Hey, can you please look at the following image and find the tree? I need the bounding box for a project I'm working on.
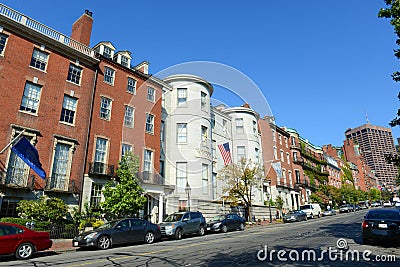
[102,151,147,218]
[17,197,68,222]
[368,188,381,202]
[217,158,264,222]
[379,1,400,183]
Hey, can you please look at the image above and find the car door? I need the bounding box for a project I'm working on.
[113,219,131,244]
[225,214,235,230]
[130,219,146,242]
[0,225,22,255]
[181,213,192,233]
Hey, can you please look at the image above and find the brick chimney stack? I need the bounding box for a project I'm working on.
[71,10,93,46]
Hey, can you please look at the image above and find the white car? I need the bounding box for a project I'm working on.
[300,204,322,219]
[383,201,392,207]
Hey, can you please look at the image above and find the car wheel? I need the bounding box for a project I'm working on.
[97,235,111,250]
[221,225,228,233]
[175,228,183,240]
[305,216,308,221]
[239,223,245,231]
[15,243,34,260]
[310,213,314,219]
[144,231,155,244]
[362,238,371,245]
[198,225,206,236]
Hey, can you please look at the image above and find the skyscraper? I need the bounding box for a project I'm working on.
[345,124,398,186]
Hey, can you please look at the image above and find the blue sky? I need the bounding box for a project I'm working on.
[3,0,399,147]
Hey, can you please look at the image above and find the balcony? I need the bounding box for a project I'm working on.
[45,178,80,194]
[0,4,96,58]
[136,171,165,185]
[0,171,35,190]
[88,162,115,177]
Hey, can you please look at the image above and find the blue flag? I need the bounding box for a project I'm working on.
[11,137,46,179]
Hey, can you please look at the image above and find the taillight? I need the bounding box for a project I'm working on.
[362,221,368,228]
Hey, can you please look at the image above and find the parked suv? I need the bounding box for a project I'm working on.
[299,204,322,219]
[158,211,206,240]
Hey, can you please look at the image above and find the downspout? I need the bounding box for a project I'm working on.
[78,67,98,211]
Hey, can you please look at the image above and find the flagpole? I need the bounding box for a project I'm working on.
[0,129,26,154]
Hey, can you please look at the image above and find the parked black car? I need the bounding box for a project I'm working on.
[72,218,161,249]
[283,210,308,223]
[362,209,400,245]
[207,214,245,232]
[158,211,207,240]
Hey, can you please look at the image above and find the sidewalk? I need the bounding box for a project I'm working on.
[48,239,76,253]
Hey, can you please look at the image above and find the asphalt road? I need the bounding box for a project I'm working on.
[1,209,399,266]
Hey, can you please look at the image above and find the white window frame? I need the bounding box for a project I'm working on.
[123,105,134,128]
[94,137,108,174]
[104,66,115,85]
[236,118,244,134]
[274,146,278,160]
[90,183,103,209]
[177,88,187,106]
[280,149,284,162]
[201,125,208,145]
[127,77,136,94]
[143,149,153,173]
[176,162,187,193]
[121,143,132,158]
[147,87,155,102]
[286,152,290,164]
[145,113,154,134]
[0,33,8,56]
[100,97,112,120]
[202,164,209,194]
[20,81,42,114]
[237,146,246,160]
[49,140,74,191]
[60,95,77,125]
[177,123,187,143]
[30,48,49,71]
[67,63,82,85]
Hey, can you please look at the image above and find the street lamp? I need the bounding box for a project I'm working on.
[185,181,191,211]
[265,179,273,223]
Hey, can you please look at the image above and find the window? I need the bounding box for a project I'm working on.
[291,136,296,146]
[286,152,290,164]
[274,147,278,160]
[127,78,136,94]
[20,82,41,114]
[201,126,208,145]
[272,129,276,142]
[104,67,115,84]
[288,171,293,186]
[278,134,282,145]
[201,92,207,110]
[293,152,298,162]
[144,150,153,173]
[282,169,287,184]
[177,88,187,105]
[284,137,288,148]
[121,143,132,158]
[147,87,155,102]
[100,97,112,120]
[237,146,246,160]
[90,183,102,209]
[30,48,49,71]
[121,56,129,67]
[103,46,112,58]
[212,140,216,158]
[236,118,244,134]
[67,64,82,85]
[49,143,72,190]
[253,121,257,134]
[146,113,154,133]
[280,150,284,162]
[176,162,187,193]
[255,148,260,163]
[160,160,165,177]
[6,148,29,186]
[94,138,108,173]
[60,95,77,124]
[0,33,8,55]
[177,123,187,143]
[160,121,165,142]
[202,164,208,194]
[295,170,300,183]
[124,106,134,127]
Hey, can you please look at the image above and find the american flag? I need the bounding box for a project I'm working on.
[218,142,232,165]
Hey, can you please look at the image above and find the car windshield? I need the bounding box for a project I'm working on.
[300,205,311,210]
[285,212,296,216]
[164,213,184,222]
[340,205,348,208]
[96,220,119,230]
[211,215,226,221]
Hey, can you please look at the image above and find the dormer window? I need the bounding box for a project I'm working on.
[103,46,112,59]
[121,56,129,67]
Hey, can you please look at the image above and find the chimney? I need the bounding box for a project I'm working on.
[71,10,93,46]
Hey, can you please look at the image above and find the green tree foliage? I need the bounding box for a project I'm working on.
[17,197,68,222]
[101,151,147,218]
[218,158,264,221]
[341,163,354,186]
[275,195,284,211]
[379,1,400,183]
[368,188,381,201]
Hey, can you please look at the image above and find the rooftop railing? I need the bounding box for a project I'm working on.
[0,4,96,58]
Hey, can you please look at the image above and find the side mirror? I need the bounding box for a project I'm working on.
[182,218,189,222]
[115,225,122,229]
